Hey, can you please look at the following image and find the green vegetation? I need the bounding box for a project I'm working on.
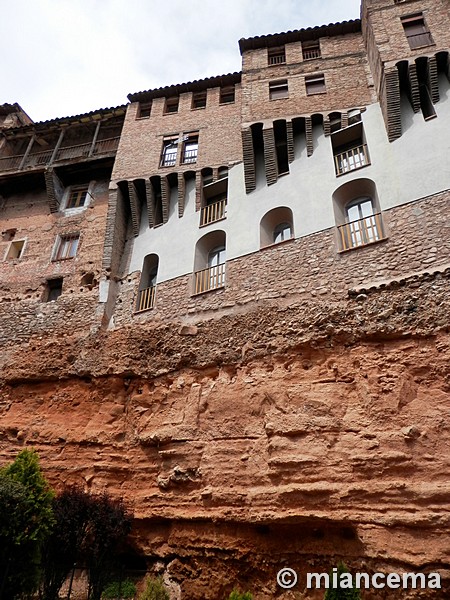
[102,578,137,599]
[138,576,170,600]
[228,590,253,600]
[324,563,362,600]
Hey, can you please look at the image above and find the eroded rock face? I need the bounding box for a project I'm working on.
[0,278,449,598]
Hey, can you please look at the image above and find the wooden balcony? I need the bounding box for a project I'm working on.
[334,144,370,176]
[194,264,225,294]
[337,213,385,251]
[0,136,120,174]
[200,199,226,226]
[135,285,156,312]
[302,47,321,60]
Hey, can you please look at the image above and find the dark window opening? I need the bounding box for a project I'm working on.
[305,74,326,95]
[401,13,433,49]
[268,46,286,65]
[416,57,437,120]
[302,40,321,60]
[192,91,207,109]
[164,97,179,114]
[137,101,152,118]
[45,278,63,302]
[273,120,289,175]
[269,80,289,100]
[2,228,16,242]
[220,85,235,104]
[150,177,163,227]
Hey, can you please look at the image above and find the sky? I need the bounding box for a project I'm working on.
[3,0,361,123]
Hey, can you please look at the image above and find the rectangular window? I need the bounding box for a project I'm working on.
[302,40,321,60]
[66,185,89,209]
[45,278,63,302]
[6,239,25,260]
[192,91,207,109]
[182,133,199,164]
[332,122,370,176]
[219,85,235,104]
[268,46,286,65]
[137,101,152,118]
[160,137,178,167]
[401,13,433,48]
[54,234,79,261]
[269,80,289,100]
[164,97,179,114]
[305,74,326,95]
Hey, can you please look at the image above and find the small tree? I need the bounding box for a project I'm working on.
[0,449,54,599]
[102,578,137,599]
[324,563,361,600]
[138,576,169,600]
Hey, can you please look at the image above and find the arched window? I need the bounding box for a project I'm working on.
[194,231,226,294]
[136,254,159,312]
[332,179,385,251]
[260,207,294,248]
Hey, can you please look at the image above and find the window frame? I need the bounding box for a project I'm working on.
[160,137,178,167]
[53,233,80,261]
[192,91,207,110]
[401,13,434,49]
[302,40,321,60]
[5,239,26,260]
[305,73,326,95]
[164,96,179,114]
[269,80,289,100]
[219,85,235,104]
[136,101,152,119]
[182,133,199,164]
[268,46,286,65]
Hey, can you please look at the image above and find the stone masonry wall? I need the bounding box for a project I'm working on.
[111,190,450,327]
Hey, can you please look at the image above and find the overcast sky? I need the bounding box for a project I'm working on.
[3,0,361,123]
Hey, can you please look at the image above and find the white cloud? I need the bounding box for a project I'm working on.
[1,0,360,122]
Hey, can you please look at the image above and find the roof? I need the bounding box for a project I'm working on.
[238,19,361,53]
[2,105,127,137]
[128,72,242,103]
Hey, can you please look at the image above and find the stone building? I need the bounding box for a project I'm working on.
[0,0,450,598]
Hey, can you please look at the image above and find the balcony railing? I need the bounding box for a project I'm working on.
[337,213,385,251]
[135,286,156,312]
[334,144,370,176]
[302,47,321,60]
[200,199,226,226]
[194,264,225,294]
[0,136,120,173]
[407,32,434,49]
[269,53,286,65]
[183,149,198,164]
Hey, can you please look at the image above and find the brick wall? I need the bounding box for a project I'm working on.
[111,190,450,327]
[112,86,243,183]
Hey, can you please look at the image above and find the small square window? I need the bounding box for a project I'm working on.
[192,91,207,109]
[269,80,289,100]
[401,13,433,49]
[182,134,199,164]
[6,239,25,260]
[66,186,89,209]
[164,97,179,114]
[137,101,152,118]
[305,74,326,95]
[219,85,235,104]
[302,40,321,60]
[54,234,79,261]
[45,278,63,302]
[160,137,178,167]
[268,46,286,65]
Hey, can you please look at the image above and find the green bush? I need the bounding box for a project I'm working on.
[228,590,253,600]
[324,563,361,600]
[138,576,170,600]
[102,578,137,598]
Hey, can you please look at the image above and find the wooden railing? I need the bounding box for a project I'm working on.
[302,47,321,60]
[0,137,120,173]
[334,144,370,175]
[135,286,156,312]
[194,264,225,294]
[269,53,286,65]
[337,213,384,251]
[200,199,226,226]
